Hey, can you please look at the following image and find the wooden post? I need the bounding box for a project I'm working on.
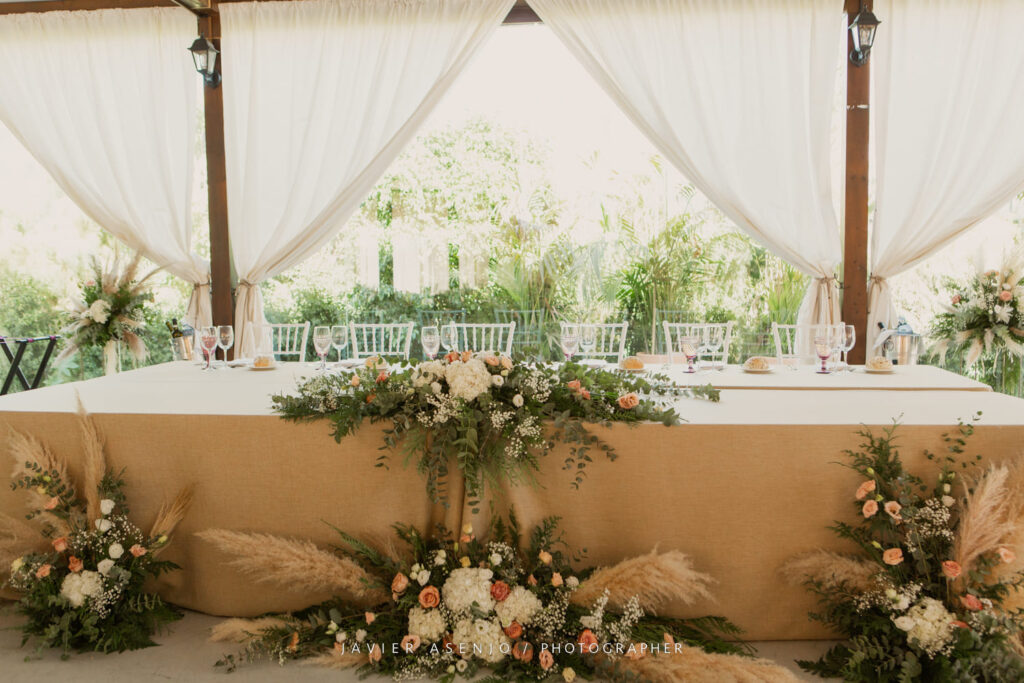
[198,11,233,331]
[843,0,871,364]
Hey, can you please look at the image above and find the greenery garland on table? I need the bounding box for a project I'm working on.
[783,419,1024,681]
[201,513,795,682]
[272,353,719,510]
[0,409,192,657]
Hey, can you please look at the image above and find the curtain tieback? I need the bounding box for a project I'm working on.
[869,275,887,287]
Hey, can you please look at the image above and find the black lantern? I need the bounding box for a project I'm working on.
[848,1,880,67]
[189,35,221,88]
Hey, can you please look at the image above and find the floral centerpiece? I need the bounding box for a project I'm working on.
[272,354,718,510]
[784,420,1024,680]
[1,410,192,656]
[58,252,157,375]
[930,251,1024,367]
[201,514,794,682]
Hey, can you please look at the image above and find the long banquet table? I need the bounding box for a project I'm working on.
[1,361,1022,640]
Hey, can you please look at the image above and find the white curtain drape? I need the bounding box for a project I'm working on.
[868,0,1024,338]
[530,0,844,325]
[221,0,514,357]
[0,8,211,328]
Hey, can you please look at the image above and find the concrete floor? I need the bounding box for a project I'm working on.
[0,605,834,682]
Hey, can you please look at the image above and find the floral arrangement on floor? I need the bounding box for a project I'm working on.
[783,419,1024,681]
[272,354,718,509]
[201,513,795,682]
[0,406,193,656]
[931,250,1024,367]
[58,252,158,375]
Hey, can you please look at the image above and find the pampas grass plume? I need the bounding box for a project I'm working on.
[614,645,798,683]
[75,398,106,523]
[780,550,876,593]
[209,617,292,644]
[149,486,194,542]
[571,549,713,611]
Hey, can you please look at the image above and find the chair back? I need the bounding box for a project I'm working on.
[662,321,735,365]
[451,323,516,356]
[349,322,415,359]
[270,322,310,362]
[561,322,628,362]
[495,309,546,355]
[771,323,835,365]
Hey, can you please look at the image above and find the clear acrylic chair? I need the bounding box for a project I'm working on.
[349,322,415,360]
[662,321,735,366]
[450,322,516,356]
[561,322,628,363]
[269,322,310,362]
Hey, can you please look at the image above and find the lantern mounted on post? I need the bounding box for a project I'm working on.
[189,35,221,88]
[848,1,880,67]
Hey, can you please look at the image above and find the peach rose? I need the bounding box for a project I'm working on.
[459,534,472,544]
[286,631,299,652]
[539,649,554,670]
[951,294,961,305]
[445,351,460,363]
[485,355,500,366]
[578,629,599,653]
[855,480,876,500]
[368,643,382,663]
[350,375,361,387]
[376,371,389,383]
[68,556,83,573]
[580,389,591,400]
[491,580,511,602]
[391,573,410,594]
[617,392,640,410]
[35,563,51,579]
[419,586,440,609]
[500,356,513,370]
[513,641,533,662]
[997,546,1016,564]
[961,594,984,611]
[130,544,146,558]
[551,572,564,587]
[862,500,878,518]
[941,560,962,579]
[884,501,903,523]
[365,612,376,625]
[460,351,473,363]
[538,550,553,565]
[400,635,421,653]
[366,393,376,403]
[52,537,68,553]
[44,496,60,511]
[882,548,904,565]
[527,574,538,586]
[1000,290,1013,302]
[566,380,582,392]
[504,621,523,639]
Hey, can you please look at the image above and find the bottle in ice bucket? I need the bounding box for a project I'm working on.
[889,318,920,366]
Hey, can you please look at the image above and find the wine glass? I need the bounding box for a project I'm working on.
[679,335,699,373]
[217,325,234,368]
[704,327,725,370]
[199,326,218,371]
[814,335,833,374]
[421,326,440,360]
[560,324,580,362]
[331,326,348,364]
[840,324,856,371]
[579,325,597,358]
[313,326,331,371]
[441,323,459,354]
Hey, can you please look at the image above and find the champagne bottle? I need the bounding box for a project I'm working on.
[170,319,183,338]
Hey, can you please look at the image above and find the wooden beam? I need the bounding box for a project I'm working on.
[0,0,175,14]
[199,11,233,332]
[842,0,870,364]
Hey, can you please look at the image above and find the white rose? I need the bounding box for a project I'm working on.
[100,499,115,516]
[512,394,524,408]
[895,597,910,611]
[566,576,579,588]
[490,553,502,566]
[893,615,915,631]
[108,543,124,559]
[417,570,431,586]
[335,631,347,643]
[430,381,442,394]
[456,660,468,673]
[355,629,367,643]
[492,375,504,387]
[11,557,24,573]
[95,519,112,533]
[412,563,422,574]
[943,484,951,493]
[434,551,447,566]
[941,495,955,507]
[97,559,115,576]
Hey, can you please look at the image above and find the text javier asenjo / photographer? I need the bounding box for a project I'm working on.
[335,640,686,657]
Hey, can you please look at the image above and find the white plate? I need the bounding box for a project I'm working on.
[742,367,774,374]
[581,358,607,368]
[864,367,895,374]
[249,365,277,371]
[618,366,646,373]
[337,359,362,369]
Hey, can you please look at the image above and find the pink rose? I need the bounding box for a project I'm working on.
[1000,290,1013,302]
[513,641,534,662]
[951,294,961,305]
[68,556,83,573]
[35,564,52,579]
[490,580,511,602]
[882,548,904,565]
[130,544,146,558]
[961,594,983,611]
[617,393,640,410]
[566,380,582,393]
[862,500,878,518]
[855,480,876,500]
[941,560,961,579]
[391,573,409,595]
[539,649,554,670]
[52,537,68,553]
[419,586,440,609]
[504,621,523,639]
[376,371,389,383]
[444,351,460,363]
[580,389,591,400]
[884,501,902,523]
[578,629,599,652]
[997,546,1015,564]
[400,635,421,653]
[44,496,60,511]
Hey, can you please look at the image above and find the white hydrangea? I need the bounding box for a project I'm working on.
[97,559,115,576]
[60,570,103,608]
[902,597,955,657]
[445,359,493,402]
[442,568,495,614]
[408,606,447,642]
[87,299,111,325]
[452,617,510,664]
[495,586,543,627]
[413,361,446,387]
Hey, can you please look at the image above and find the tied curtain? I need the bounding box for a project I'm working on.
[868,0,1024,338]
[0,8,211,328]
[529,0,844,326]
[221,0,515,358]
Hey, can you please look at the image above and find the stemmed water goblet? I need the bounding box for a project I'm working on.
[331,326,349,365]
[579,325,597,359]
[704,327,725,371]
[680,335,699,373]
[313,326,331,372]
[814,335,833,374]
[441,323,459,355]
[199,326,218,371]
[217,325,234,368]
[839,323,856,371]
[421,325,440,360]
[560,324,580,363]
